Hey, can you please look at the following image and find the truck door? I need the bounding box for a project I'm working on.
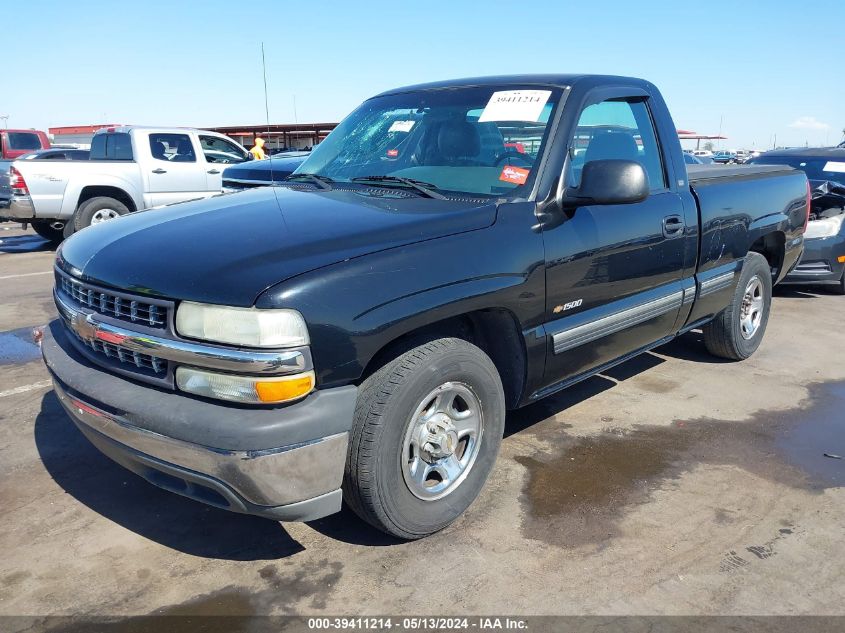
[541,94,688,390]
[198,134,250,191]
[146,132,208,206]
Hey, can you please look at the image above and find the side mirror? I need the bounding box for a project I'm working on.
[560,159,649,208]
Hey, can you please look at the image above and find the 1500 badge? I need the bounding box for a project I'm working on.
[553,299,583,314]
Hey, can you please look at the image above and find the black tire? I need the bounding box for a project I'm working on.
[30,219,65,244]
[73,196,129,231]
[344,337,505,539]
[703,252,772,360]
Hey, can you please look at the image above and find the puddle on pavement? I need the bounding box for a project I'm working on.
[0,327,42,365]
[45,559,343,630]
[159,587,257,616]
[514,380,845,547]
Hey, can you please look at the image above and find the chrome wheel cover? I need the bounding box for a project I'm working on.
[90,209,120,224]
[401,381,484,501]
[739,275,764,339]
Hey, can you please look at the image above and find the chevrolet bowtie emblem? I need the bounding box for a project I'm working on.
[71,312,98,342]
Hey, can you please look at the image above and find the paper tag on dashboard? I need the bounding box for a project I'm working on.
[479,90,551,122]
[823,161,845,173]
[388,120,415,133]
[499,166,530,184]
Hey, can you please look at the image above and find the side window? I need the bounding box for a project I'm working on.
[569,98,666,191]
[199,135,248,164]
[149,133,196,163]
[90,133,133,160]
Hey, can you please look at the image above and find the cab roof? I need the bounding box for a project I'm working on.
[373,74,652,97]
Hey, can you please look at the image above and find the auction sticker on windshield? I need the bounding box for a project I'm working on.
[499,166,530,185]
[388,120,415,133]
[823,161,845,173]
[479,90,551,122]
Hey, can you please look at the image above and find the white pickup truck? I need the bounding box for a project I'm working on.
[7,126,250,242]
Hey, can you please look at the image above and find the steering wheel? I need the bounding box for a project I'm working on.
[494,150,533,167]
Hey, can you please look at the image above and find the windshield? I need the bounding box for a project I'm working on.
[748,155,845,182]
[293,85,562,197]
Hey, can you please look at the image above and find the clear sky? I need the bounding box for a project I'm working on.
[6,0,844,150]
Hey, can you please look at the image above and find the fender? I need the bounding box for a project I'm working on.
[256,201,547,389]
[60,172,144,218]
[745,213,788,253]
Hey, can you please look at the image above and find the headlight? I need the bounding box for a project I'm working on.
[804,215,843,240]
[176,302,309,348]
[176,367,315,404]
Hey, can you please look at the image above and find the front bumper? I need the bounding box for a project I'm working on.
[42,320,358,521]
[782,232,845,285]
[8,194,34,219]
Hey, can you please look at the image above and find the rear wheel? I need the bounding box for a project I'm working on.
[703,252,772,360]
[344,337,505,539]
[73,196,129,231]
[30,219,65,244]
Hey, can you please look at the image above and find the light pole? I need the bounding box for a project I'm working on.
[0,114,8,129]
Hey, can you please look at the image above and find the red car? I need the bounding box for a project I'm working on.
[1,129,50,159]
[1,129,51,209]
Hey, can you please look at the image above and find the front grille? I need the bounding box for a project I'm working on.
[57,273,167,328]
[76,333,167,375]
[795,261,831,274]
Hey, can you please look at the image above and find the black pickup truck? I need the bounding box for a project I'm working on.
[42,74,809,539]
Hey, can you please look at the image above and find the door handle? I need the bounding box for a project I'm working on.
[207,169,221,175]
[662,214,685,238]
[152,168,167,174]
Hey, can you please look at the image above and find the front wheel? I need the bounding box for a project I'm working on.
[703,252,772,360]
[344,337,505,539]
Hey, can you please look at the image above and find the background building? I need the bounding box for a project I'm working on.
[48,122,338,151]
[49,124,123,147]
[206,123,337,151]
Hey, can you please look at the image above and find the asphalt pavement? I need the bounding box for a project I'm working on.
[1,221,844,619]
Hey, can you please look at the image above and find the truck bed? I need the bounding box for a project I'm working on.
[686,164,795,183]
[687,162,808,288]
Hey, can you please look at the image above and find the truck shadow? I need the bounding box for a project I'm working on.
[652,331,733,364]
[33,391,305,561]
[0,233,55,253]
[773,285,829,299]
[31,329,759,553]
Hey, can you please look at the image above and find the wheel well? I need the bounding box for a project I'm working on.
[360,309,527,409]
[749,232,785,280]
[77,186,136,213]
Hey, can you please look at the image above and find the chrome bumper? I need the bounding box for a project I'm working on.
[42,319,358,522]
[54,378,348,516]
[8,195,34,219]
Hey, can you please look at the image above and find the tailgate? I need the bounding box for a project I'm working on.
[13,160,71,217]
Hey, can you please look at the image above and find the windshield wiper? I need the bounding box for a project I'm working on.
[350,175,447,200]
[285,173,334,190]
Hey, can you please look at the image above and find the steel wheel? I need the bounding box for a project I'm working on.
[739,275,764,339]
[90,209,120,224]
[401,381,483,501]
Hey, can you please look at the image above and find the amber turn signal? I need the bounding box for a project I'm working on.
[255,373,316,403]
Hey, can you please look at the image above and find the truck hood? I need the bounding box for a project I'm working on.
[222,155,308,183]
[58,186,497,306]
